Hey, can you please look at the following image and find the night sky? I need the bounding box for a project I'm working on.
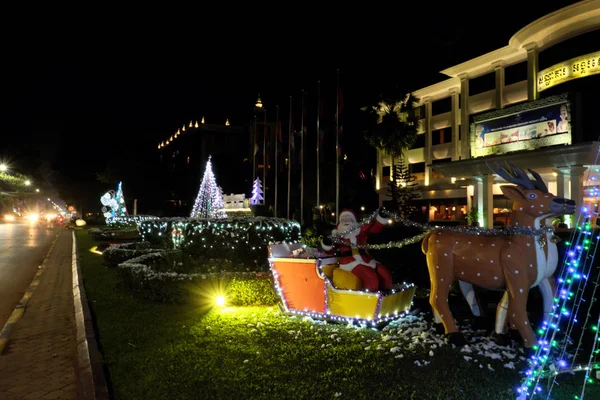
[1,0,579,208]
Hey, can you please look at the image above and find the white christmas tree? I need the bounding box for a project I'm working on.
[250,178,264,205]
[190,156,227,219]
[114,181,128,216]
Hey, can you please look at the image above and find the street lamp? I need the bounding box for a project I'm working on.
[0,164,7,172]
[35,188,40,192]
[24,180,31,186]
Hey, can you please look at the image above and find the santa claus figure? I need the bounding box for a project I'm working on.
[321,208,392,291]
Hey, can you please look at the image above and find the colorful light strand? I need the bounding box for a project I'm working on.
[516,150,600,399]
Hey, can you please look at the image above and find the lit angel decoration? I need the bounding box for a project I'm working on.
[100,190,118,220]
[100,181,128,222]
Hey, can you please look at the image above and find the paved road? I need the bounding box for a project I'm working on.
[0,222,59,329]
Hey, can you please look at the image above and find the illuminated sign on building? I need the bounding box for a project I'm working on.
[470,94,572,158]
[537,51,600,92]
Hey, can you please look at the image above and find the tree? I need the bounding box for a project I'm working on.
[95,164,121,185]
[388,158,420,219]
[363,92,419,214]
[190,156,227,219]
[250,178,264,205]
[114,181,128,216]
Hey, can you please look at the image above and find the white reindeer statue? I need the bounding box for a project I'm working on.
[421,162,575,347]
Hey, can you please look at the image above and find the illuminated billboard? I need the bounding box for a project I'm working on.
[538,51,599,93]
[470,93,572,158]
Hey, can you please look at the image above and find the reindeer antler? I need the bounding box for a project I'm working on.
[486,161,535,190]
[527,168,549,193]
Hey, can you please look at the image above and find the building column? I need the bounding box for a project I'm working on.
[467,184,473,214]
[424,98,432,186]
[524,43,538,101]
[493,60,505,109]
[474,174,494,228]
[459,74,470,160]
[570,166,588,217]
[553,167,571,199]
[450,88,460,161]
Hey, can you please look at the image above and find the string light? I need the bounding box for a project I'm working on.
[138,216,301,261]
[190,156,227,219]
[516,146,600,399]
[250,178,264,205]
[269,257,416,325]
[107,215,158,226]
[329,208,555,250]
[101,181,130,224]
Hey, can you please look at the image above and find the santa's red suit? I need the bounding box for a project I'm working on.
[321,209,392,291]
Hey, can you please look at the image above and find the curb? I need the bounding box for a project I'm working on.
[0,233,59,354]
[72,230,110,400]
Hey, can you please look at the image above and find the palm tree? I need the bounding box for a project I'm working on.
[363,92,419,213]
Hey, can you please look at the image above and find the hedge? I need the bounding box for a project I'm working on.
[137,216,301,270]
[117,252,279,305]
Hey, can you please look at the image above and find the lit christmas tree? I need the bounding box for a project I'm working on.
[190,156,227,219]
[250,178,264,205]
[114,181,128,216]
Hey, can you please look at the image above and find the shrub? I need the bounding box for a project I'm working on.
[102,241,163,267]
[117,252,279,305]
[301,227,322,248]
[89,226,140,241]
[138,216,301,270]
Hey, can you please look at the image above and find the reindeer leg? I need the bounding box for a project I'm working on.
[538,277,556,328]
[503,269,537,348]
[495,291,509,334]
[459,280,488,331]
[458,281,482,317]
[429,271,466,345]
[491,291,512,346]
[432,308,445,334]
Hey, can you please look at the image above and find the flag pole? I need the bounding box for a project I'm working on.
[316,81,320,209]
[263,108,267,205]
[287,96,292,219]
[335,69,340,219]
[274,105,279,217]
[300,89,305,226]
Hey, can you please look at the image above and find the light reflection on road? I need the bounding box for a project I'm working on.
[0,222,60,328]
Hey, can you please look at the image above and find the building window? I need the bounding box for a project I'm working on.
[432,128,452,145]
[410,134,426,149]
[382,166,390,177]
[432,97,451,115]
[469,72,495,96]
[187,156,190,164]
[504,61,527,86]
[409,162,425,173]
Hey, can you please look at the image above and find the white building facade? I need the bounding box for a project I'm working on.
[376,0,600,228]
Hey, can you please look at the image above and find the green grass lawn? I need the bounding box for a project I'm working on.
[76,230,599,400]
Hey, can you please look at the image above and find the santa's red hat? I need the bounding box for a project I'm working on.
[337,209,357,228]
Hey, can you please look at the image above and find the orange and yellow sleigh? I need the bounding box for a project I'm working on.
[268,243,416,326]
